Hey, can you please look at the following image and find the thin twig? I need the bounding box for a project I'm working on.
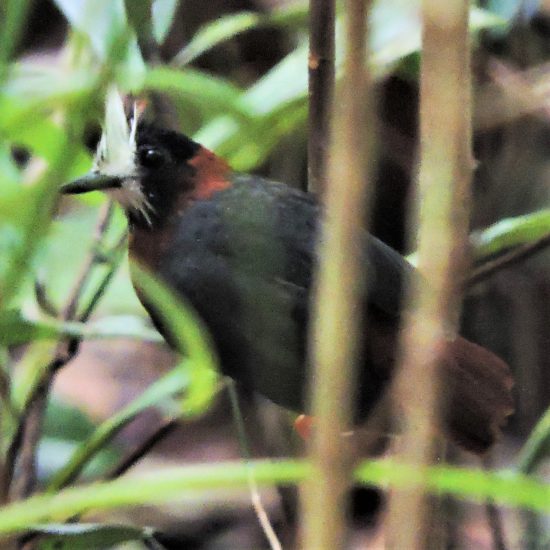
[302,0,374,547]
[308,0,335,193]
[5,355,69,501]
[227,380,282,550]
[79,232,128,323]
[34,279,60,318]
[0,349,17,426]
[62,201,114,321]
[466,232,550,287]
[483,456,509,550]
[6,202,119,501]
[106,418,179,480]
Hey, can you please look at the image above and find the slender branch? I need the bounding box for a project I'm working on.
[483,456,509,550]
[386,1,473,548]
[105,418,179,481]
[485,500,508,550]
[302,0,374,547]
[79,232,128,323]
[62,201,114,321]
[466,232,550,287]
[6,202,119,501]
[34,279,60,318]
[227,380,282,550]
[7,356,67,501]
[308,0,335,193]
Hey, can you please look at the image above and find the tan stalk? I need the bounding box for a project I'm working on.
[386,1,473,548]
[302,0,375,547]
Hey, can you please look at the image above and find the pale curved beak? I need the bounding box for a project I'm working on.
[60,173,122,194]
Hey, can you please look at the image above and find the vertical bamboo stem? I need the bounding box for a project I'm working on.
[302,0,374,548]
[308,0,335,193]
[386,1,472,549]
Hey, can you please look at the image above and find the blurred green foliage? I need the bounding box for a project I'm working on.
[0,0,548,547]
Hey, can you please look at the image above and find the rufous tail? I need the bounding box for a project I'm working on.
[442,336,514,453]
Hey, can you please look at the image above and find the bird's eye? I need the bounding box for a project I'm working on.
[138,146,166,169]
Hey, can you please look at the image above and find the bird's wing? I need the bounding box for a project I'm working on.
[162,175,414,321]
[225,176,414,321]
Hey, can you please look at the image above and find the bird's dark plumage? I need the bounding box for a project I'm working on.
[63,122,514,454]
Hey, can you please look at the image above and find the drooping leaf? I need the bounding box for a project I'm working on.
[130,265,219,416]
[471,209,550,259]
[172,4,308,66]
[173,11,264,66]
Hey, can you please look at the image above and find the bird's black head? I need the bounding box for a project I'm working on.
[60,91,225,230]
[124,123,202,228]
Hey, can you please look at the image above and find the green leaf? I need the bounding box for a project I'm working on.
[144,66,250,123]
[3,64,98,107]
[0,122,88,310]
[54,0,126,59]
[123,0,153,46]
[46,366,190,492]
[471,209,550,259]
[242,40,309,116]
[0,310,58,345]
[53,0,146,88]
[172,4,308,66]
[173,11,263,66]
[194,1,507,172]
[0,0,32,71]
[130,264,219,416]
[470,6,507,30]
[39,209,141,316]
[0,459,548,536]
[44,400,100,442]
[517,406,550,474]
[0,310,163,346]
[152,0,179,44]
[355,460,550,511]
[0,144,21,191]
[198,99,307,171]
[38,438,119,482]
[0,96,92,176]
[31,522,153,549]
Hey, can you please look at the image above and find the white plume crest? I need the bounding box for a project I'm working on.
[94,87,153,225]
[94,86,139,178]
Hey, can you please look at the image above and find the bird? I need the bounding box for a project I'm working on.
[61,89,513,454]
